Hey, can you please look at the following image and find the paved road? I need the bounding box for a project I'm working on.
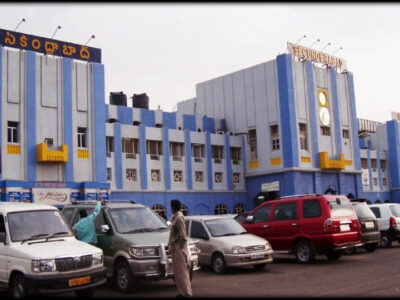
[6,244,400,298]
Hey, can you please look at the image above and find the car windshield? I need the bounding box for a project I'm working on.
[204,218,247,237]
[109,207,168,233]
[353,202,376,218]
[8,210,73,242]
[327,197,354,217]
[389,205,400,217]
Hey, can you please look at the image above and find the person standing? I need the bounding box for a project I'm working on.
[168,199,192,298]
[73,199,102,245]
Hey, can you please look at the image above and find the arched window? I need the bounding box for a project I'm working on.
[214,204,228,215]
[234,203,245,214]
[181,205,188,216]
[152,204,167,220]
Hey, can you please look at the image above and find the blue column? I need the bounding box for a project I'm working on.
[163,127,171,190]
[63,58,73,182]
[225,135,232,190]
[277,54,299,168]
[0,47,2,179]
[183,114,196,132]
[306,61,319,167]
[93,63,107,183]
[330,67,342,156]
[206,132,213,190]
[26,51,36,182]
[242,135,247,174]
[114,123,123,190]
[140,125,148,190]
[184,130,193,190]
[367,143,373,191]
[377,150,383,191]
[387,120,400,190]
[347,72,361,171]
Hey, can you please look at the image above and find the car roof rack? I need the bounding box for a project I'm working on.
[278,193,321,199]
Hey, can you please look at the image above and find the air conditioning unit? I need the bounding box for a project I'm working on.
[215,173,222,183]
[151,171,160,182]
[174,171,182,182]
[106,152,111,158]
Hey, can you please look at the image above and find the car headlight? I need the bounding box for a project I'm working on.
[189,244,201,254]
[129,247,158,258]
[232,246,246,254]
[265,241,272,250]
[92,253,103,265]
[32,260,56,272]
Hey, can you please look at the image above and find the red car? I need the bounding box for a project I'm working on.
[241,194,362,264]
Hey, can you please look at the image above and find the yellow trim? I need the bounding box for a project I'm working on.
[301,156,311,163]
[7,144,20,155]
[319,152,352,170]
[317,89,329,107]
[37,143,68,163]
[270,157,282,166]
[77,149,89,159]
[248,161,259,169]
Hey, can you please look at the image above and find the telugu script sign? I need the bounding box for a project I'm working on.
[287,42,346,70]
[0,29,101,63]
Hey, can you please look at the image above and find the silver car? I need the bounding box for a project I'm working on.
[185,215,274,274]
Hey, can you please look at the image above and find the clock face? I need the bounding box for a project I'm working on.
[318,91,327,106]
[319,107,330,126]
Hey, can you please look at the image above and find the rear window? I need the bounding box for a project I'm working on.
[389,205,400,217]
[327,197,354,217]
[353,202,376,218]
[370,207,381,218]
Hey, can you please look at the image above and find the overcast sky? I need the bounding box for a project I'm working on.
[1,3,399,123]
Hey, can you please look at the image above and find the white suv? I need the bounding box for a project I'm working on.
[0,202,107,298]
[369,203,400,248]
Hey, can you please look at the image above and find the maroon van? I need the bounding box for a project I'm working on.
[241,194,362,264]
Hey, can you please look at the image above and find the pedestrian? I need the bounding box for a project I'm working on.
[168,199,192,298]
[73,199,102,245]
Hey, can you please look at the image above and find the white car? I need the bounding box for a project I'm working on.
[369,203,400,248]
[0,202,107,298]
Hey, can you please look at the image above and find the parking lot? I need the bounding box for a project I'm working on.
[48,244,400,298]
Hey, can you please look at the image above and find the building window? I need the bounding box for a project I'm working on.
[230,147,242,164]
[383,178,387,186]
[7,121,19,143]
[361,158,368,169]
[212,145,224,163]
[147,140,162,160]
[192,144,205,162]
[214,204,228,215]
[248,129,257,161]
[181,205,188,216]
[107,168,112,181]
[126,169,137,182]
[152,204,166,220]
[232,173,240,184]
[44,138,54,147]
[106,137,114,157]
[381,160,386,172]
[373,177,378,186]
[170,142,185,161]
[122,138,139,159]
[299,123,307,150]
[342,129,350,139]
[371,159,377,172]
[151,169,161,182]
[173,170,183,182]
[234,203,245,214]
[320,126,330,136]
[215,172,223,183]
[195,171,204,182]
[77,127,87,148]
[270,125,280,150]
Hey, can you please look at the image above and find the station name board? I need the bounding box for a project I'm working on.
[287,42,346,70]
[0,28,101,63]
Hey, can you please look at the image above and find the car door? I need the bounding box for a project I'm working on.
[268,201,299,251]
[243,204,272,241]
[189,220,211,265]
[0,215,7,282]
[94,210,115,270]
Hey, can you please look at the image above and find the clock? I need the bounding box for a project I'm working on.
[319,107,330,126]
[318,90,328,107]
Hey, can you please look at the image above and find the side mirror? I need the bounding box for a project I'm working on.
[245,215,254,223]
[101,224,110,233]
[0,232,6,244]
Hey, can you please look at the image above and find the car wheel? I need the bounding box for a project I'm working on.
[212,253,227,274]
[75,288,95,298]
[294,240,315,264]
[380,233,392,248]
[253,263,267,270]
[115,260,139,293]
[364,243,378,252]
[326,251,342,260]
[9,274,27,299]
[344,247,356,255]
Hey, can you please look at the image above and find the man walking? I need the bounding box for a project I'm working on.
[168,199,192,298]
[73,199,102,245]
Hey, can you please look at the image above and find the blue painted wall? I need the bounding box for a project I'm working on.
[141,109,155,127]
[184,130,193,190]
[183,114,196,132]
[203,117,215,133]
[114,123,123,190]
[387,120,400,190]
[206,132,213,190]
[306,60,319,168]
[63,58,73,182]
[225,135,232,190]
[163,127,171,190]
[330,67,343,155]
[140,125,147,190]
[26,51,37,182]
[117,105,133,125]
[162,112,177,129]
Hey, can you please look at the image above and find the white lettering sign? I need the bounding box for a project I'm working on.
[33,188,71,206]
[261,181,280,192]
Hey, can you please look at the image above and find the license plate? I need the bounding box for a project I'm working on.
[69,276,91,287]
[365,221,374,229]
[251,253,265,259]
[340,224,350,232]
